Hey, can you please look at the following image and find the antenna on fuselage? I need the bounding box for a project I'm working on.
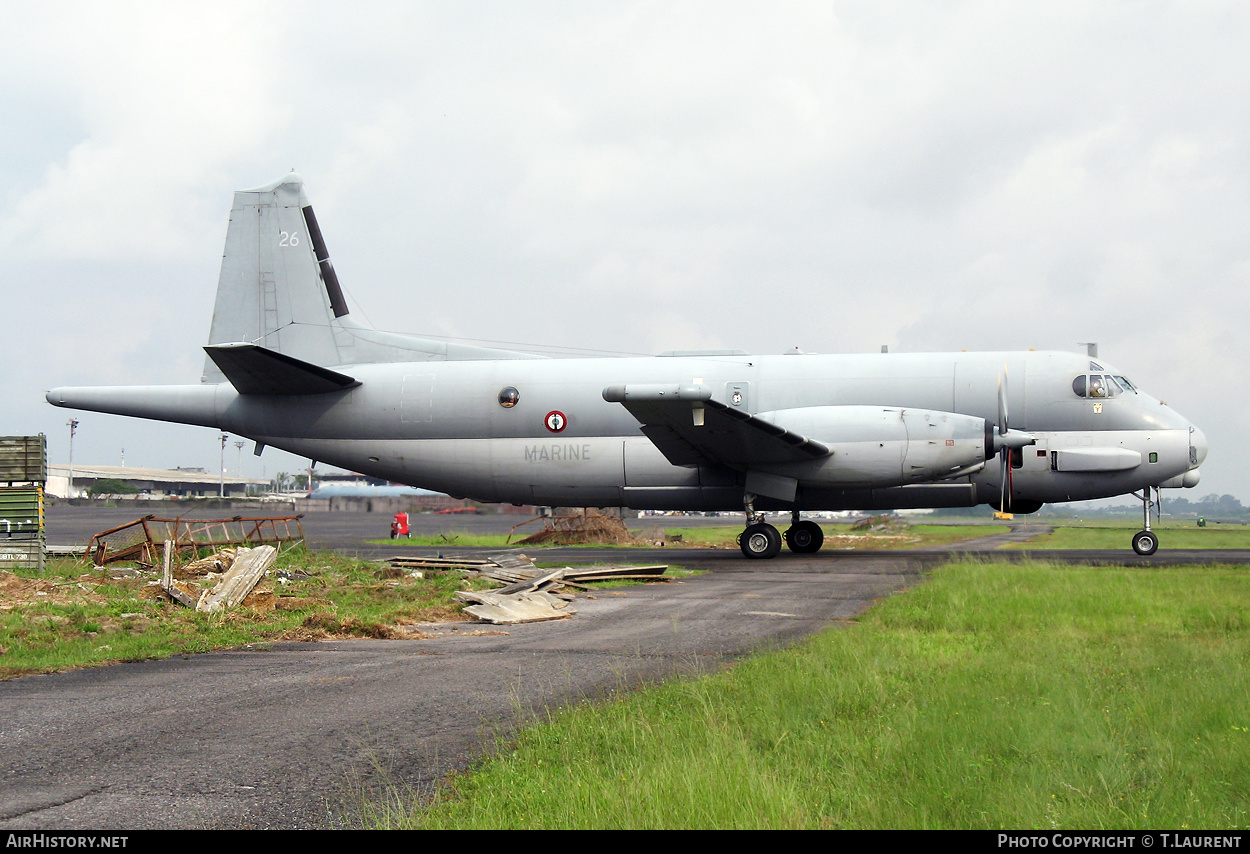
[1078,342,1098,357]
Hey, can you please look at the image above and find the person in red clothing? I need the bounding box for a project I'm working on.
[390,511,410,539]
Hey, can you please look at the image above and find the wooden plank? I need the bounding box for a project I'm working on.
[458,591,576,624]
[198,545,276,612]
[562,565,669,582]
[160,540,201,608]
[488,569,564,596]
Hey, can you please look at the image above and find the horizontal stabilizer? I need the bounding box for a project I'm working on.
[204,343,360,395]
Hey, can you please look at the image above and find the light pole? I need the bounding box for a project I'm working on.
[66,419,78,499]
[234,441,245,494]
[219,433,228,498]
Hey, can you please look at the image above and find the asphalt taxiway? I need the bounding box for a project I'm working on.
[2,508,1245,829]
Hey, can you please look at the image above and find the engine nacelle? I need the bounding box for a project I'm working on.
[758,406,988,487]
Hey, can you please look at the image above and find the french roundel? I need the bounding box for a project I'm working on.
[544,410,567,433]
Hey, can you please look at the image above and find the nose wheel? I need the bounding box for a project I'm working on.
[1131,486,1160,555]
[1132,529,1159,556]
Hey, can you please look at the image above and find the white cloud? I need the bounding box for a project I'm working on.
[3,1,1247,501]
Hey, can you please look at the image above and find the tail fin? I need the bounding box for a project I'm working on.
[201,173,541,383]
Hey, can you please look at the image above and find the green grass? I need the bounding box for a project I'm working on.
[366,523,1009,550]
[905,523,1011,546]
[367,533,521,548]
[0,549,491,679]
[374,560,1250,829]
[663,523,1010,548]
[0,551,690,679]
[1008,522,1250,549]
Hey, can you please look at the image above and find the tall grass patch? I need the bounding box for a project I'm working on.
[390,561,1250,829]
[1007,524,1250,549]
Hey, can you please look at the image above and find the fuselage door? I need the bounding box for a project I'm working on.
[401,373,434,424]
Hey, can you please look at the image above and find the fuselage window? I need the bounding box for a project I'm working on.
[498,387,520,408]
[1072,376,1087,397]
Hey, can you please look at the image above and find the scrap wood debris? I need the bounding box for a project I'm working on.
[849,514,910,533]
[160,542,277,612]
[388,551,670,625]
[507,511,643,546]
[180,547,237,577]
[455,568,576,625]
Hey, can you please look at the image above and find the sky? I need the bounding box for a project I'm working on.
[2,1,1247,501]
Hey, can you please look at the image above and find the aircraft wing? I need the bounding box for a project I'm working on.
[204,343,360,395]
[602,384,829,468]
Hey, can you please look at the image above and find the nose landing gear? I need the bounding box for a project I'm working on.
[1131,486,1160,556]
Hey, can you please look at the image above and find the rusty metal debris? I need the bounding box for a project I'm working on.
[86,515,304,566]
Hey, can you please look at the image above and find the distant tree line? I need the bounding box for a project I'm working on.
[1038,493,1250,521]
[87,478,139,498]
[931,494,1250,521]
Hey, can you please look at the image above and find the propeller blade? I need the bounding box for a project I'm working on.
[998,366,1009,434]
[995,364,1033,512]
[1000,447,1009,512]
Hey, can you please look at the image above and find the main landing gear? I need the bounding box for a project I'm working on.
[1131,486,1160,556]
[738,497,824,559]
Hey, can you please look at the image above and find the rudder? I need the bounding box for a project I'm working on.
[202,173,346,382]
[201,173,546,383]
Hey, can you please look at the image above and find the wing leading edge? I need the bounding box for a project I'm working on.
[602,384,830,469]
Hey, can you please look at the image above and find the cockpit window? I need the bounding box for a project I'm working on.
[1073,374,1129,399]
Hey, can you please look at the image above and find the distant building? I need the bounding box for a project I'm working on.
[46,464,266,499]
[307,483,428,499]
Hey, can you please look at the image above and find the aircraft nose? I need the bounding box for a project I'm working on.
[1189,425,1208,467]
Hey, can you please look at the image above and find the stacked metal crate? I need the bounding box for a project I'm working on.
[0,435,46,571]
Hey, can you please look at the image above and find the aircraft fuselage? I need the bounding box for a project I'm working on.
[49,348,1203,512]
[44,173,1207,557]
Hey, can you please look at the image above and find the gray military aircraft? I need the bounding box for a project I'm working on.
[47,173,1207,558]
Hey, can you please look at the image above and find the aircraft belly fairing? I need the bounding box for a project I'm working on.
[46,173,1208,558]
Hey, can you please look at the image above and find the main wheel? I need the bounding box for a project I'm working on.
[1131,530,1159,556]
[740,523,782,559]
[784,520,824,554]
